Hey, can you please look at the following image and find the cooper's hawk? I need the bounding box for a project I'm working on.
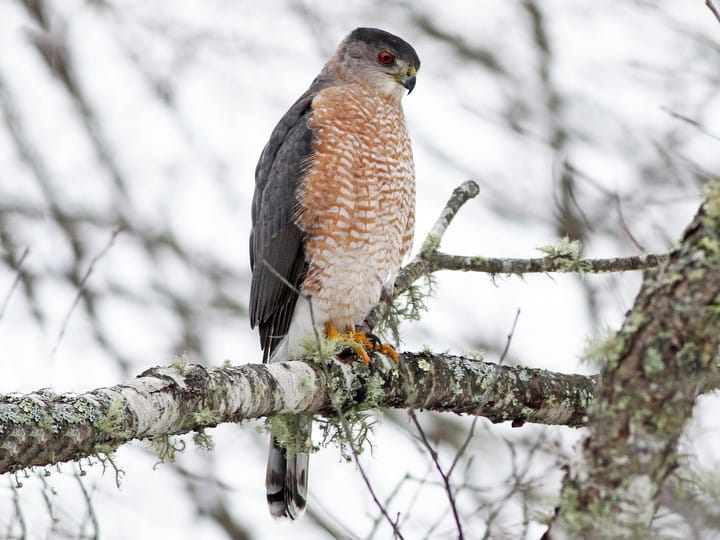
[250,27,420,519]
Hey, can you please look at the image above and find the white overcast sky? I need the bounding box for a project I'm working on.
[0,1,719,538]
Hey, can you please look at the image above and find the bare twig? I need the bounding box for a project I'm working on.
[663,107,720,142]
[397,465,434,534]
[380,182,667,313]
[708,0,720,24]
[0,246,30,325]
[9,476,26,538]
[305,295,406,539]
[51,227,121,358]
[40,475,59,533]
[75,472,99,540]
[336,412,405,539]
[366,181,480,328]
[367,472,415,539]
[409,410,464,539]
[394,251,666,297]
[447,418,478,479]
[419,180,480,254]
[615,194,646,252]
[498,309,521,366]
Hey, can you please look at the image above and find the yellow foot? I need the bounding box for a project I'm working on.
[324,323,400,365]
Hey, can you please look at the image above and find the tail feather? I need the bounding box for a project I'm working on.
[266,437,309,519]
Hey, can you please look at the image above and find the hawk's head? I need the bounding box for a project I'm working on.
[333,27,420,102]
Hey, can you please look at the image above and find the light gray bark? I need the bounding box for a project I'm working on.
[0,352,594,474]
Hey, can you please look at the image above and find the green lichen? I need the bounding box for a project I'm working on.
[149,435,185,465]
[271,305,398,465]
[192,429,215,451]
[699,236,720,256]
[462,350,485,362]
[316,412,377,462]
[582,327,623,367]
[94,399,130,439]
[642,347,665,376]
[192,408,220,426]
[266,414,314,455]
[537,236,586,272]
[93,448,125,488]
[702,178,720,221]
[417,358,432,372]
[375,274,436,344]
[420,233,441,255]
[169,354,190,375]
[298,331,346,362]
[363,373,386,407]
[93,443,118,455]
[450,378,464,396]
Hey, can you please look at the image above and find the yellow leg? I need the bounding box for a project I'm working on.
[324,323,399,365]
[324,322,340,340]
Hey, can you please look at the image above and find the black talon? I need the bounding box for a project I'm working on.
[364,332,382,350]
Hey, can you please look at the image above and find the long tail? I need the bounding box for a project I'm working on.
[266,436,309,519]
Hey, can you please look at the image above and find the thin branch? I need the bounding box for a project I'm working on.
[409,411,464,539]
[75,472,99,540]
[394,251,666,296]
[306,296,405,539]
[51,227,121,359]
[615,194,646,252]
[419,180,480,255]
[708,0,720,24]
[0,246,30,325]
[383,182,667,306]
[498,309,521,366]
[9,476,26,538]
[447,418,477,479]
[368,181,666,330]
[367,472,414,540]
[337,411,404,539]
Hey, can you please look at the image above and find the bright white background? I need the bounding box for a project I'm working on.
[0,1,718,538]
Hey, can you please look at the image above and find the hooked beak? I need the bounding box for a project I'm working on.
[400,74,416,94]
[399,65,418,94]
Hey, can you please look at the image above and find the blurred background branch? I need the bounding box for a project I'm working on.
[1,0,718,538]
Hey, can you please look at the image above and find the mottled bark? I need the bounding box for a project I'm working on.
[546,184,720,538]
[395,252,666,294]
[0,352,594,474]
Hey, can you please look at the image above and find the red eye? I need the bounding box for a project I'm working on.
[378,51,395,65]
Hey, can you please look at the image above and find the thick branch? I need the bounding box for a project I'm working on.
[546,183,720,538]
[0,353,594,474]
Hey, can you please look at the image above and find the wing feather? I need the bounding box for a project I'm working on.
[250,76,331,361]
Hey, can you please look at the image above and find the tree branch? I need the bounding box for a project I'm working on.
[395,251,667,295]
[0,353,595,474]
[708,0,720,24]
[386,181,667,304]
[545,181,720,537]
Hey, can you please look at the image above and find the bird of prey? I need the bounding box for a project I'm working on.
[250,27,420,519]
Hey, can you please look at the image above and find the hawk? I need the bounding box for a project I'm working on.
[250,27,420,519]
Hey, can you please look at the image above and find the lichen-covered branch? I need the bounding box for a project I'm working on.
[545,182,720,538]
[387,182,667,303]
[0,353,594,474]
[394,251,667,295]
